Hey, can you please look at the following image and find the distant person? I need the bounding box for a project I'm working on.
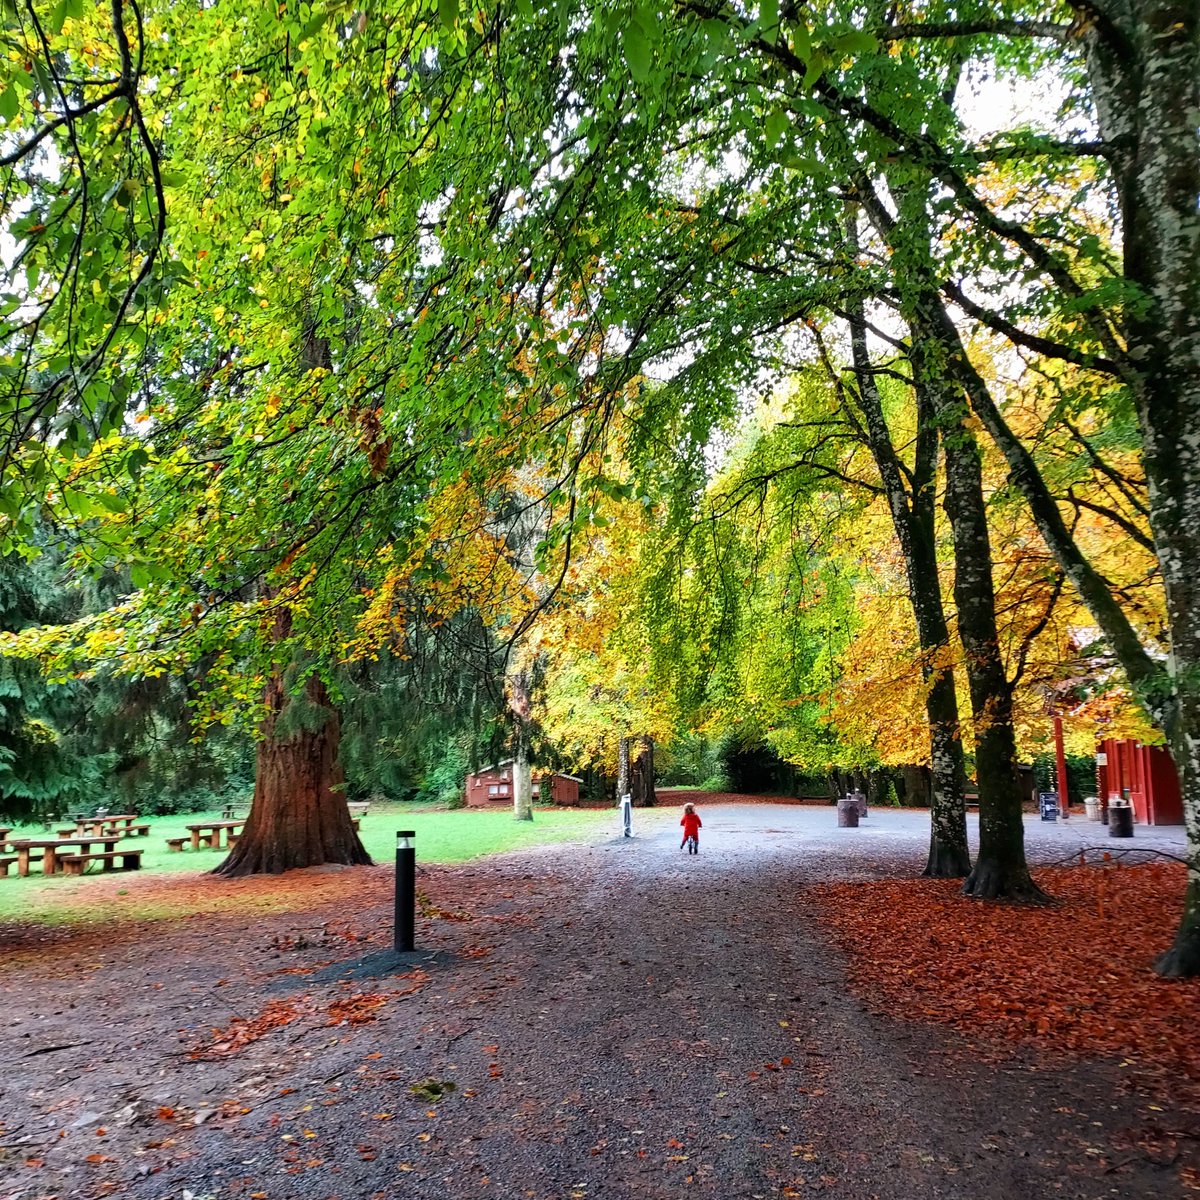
[680,802,702,854]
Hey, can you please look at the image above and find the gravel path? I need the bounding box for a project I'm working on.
[0,802,1191,1199]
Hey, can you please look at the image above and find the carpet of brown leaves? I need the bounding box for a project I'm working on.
[812,861,1200,1100]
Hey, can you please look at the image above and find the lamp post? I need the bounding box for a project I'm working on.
[395,830,416,953]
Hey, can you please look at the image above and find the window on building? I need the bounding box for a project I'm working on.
[488,784,499,796]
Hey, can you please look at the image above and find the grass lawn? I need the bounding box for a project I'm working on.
[0,801,636,922]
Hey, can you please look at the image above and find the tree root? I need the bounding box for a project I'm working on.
[1154,889,1200,978]
[1154,939,1200,978]
[922,839,971,879]
[962,859,1052,904]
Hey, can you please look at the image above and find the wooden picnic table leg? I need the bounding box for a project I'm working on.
[44,845,60,875]
[190,829,201,851]
[17,846,30,877]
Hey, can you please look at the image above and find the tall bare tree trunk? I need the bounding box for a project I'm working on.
[856,176,1039,899]
[908,313,1043,902]
[845,288,970,877]
[616,734,631,800]
[509,670,534,822]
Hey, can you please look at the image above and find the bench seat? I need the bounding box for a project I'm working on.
[58,850,143,876]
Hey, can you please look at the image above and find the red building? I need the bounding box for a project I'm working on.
[1096,738,1183,826]
[463,761,582,808]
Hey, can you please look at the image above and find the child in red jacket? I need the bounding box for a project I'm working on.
[680,802,702,854]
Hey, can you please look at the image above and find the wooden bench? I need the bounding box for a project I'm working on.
[347,802,371,818]
[127,823,151,837]
[56,827,77,838]
[165,837,186,852]
[221,807,249,820]
[0,852,43,875]
[58,850,143,876]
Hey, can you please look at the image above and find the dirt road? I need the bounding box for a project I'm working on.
[1,803,1191,1198]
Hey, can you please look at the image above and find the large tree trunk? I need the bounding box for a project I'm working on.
[512,748,533,821]
[1157,709,1200,974]
[846,289,970,877]
[855,178,1040,899]
[913,10,1200,963]
[909,316,1044,901]
[215,669,371,877]
[1088,5,1200,976]
[630,736,656,807]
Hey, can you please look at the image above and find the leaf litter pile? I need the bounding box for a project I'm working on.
[812,861,1200,1100]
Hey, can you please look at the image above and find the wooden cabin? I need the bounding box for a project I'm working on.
[463,760,582,808]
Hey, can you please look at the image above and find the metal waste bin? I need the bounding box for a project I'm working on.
[1084,797,1101,822]
[837,797,860,828]
[1108,800,1134,838]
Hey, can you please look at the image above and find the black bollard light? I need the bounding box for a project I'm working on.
[395,830,416,953]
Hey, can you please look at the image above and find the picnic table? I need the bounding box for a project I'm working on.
[76,815,151,839]
[75,813,139,835]
[0,827,11,843]
[5,835,122,876]
[185,820,244,851]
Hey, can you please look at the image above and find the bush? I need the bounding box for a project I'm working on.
[440,785,467,811]
[1029,753,1098,804]
[658,734,727,787]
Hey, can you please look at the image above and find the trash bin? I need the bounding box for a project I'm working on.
[837,798,860,828]
[1108,800,1134,838]
[1083,797,1101,822]
[852,789,868,818]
